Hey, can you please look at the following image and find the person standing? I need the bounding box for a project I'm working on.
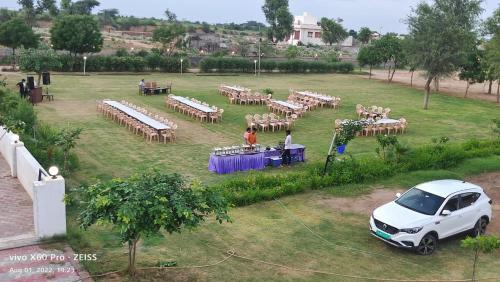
[283,130,292,165]
[243,127,251,144]
[139,79,145,95]
[248,127,257,147]
[16,79,27,99]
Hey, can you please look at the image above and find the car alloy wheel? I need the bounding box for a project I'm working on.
[417,234,437,255]
[473,218,488,237]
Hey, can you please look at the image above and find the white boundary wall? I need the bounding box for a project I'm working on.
[0,126,66,238]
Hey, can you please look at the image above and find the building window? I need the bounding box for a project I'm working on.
[315,32,321,38]
[294,30,300,40]
[308,32,313,38]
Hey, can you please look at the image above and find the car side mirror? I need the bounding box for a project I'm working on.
[395,193,401,198]
[441,210,451,216]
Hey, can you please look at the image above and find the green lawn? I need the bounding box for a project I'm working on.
[67,156,500,281]
[4,72,498,185]
[4,72,499,281]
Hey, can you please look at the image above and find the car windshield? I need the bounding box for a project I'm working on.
[395,188,445,215]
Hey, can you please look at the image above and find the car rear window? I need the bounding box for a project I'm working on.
[460,192,481,208]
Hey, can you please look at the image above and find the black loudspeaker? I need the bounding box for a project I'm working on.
[42,72,51,85]
[27,76,35,90]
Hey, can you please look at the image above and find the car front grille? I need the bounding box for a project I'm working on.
[374,218,399,235]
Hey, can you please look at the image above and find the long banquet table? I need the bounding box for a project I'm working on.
[104,100,170,131]
[208,144,306,175]
[223,86,245,92]
[297,91,334,102]
[273,100,303,110]
[170,96,216,113]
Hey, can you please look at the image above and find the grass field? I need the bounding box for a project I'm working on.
[3,72,499,186]
[3,72,500,281]
[65,156,500,282]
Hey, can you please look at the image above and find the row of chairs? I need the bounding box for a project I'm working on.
[267,100,308,117]
[290,90,341,109]
[335,118,408,136]
[165,96,224,123]
[356,104,391,119]
[97,100,178,143]
[245,113,299,132]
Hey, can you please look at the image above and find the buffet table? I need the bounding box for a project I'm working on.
[208,152,265,175]
[208,144,306,175]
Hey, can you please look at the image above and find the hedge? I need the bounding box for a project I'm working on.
[200,57,354,73]
[212,138,500,206]
[44,54,189,73]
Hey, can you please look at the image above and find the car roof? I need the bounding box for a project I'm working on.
[414,180,482,198]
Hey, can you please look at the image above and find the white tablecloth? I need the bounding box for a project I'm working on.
[273,100,303,110]
[104,101,170,130]
[297,91,333,102]
[170,96,216,113]
[375,118,400,125]
[224,86,245,92]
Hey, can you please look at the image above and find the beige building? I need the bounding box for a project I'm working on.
[285,12,323,46]
[284,12,354,47]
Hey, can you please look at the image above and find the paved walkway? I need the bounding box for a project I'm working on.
[0,155,35,242]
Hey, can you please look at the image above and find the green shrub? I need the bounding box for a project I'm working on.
[199,57,354,74]
[212,138,500,207]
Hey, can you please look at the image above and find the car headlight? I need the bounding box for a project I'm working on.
[400,227,423,234]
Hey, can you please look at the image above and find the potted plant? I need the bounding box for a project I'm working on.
[335,120,364,154]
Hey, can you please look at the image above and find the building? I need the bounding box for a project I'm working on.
[284,12,355,47]
[285,12,323,46]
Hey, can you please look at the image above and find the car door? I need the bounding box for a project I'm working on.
[436,195,461,238]
[457,192,482,232]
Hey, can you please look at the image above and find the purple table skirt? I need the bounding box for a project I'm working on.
[208,152,266,175]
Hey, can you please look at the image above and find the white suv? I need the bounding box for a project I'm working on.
[370,180,492,255]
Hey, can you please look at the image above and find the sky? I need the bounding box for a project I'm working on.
[1,0,498,34]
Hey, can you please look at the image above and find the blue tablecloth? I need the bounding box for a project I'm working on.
[208,152,265,175]
[264,145,306,165]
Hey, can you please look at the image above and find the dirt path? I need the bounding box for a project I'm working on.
[320,172,500,235]
[368,69,500,104]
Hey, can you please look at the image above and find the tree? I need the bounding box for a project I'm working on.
[55,127,82,172]
[17,0,59,25]
[348,29,357,39]
[482,8,500,97]
[406,0,483,109]
[152,23,186,54]
[36,0,59,17]
[459,50,486,97]
[17,0,36,26]
[357,45,382,79]
[80,170,231,275]
[164,9,177,23]
[461,235,500,282]
[358,27,372,44]
[262,0,293,42]
[0,18,39,67]
[97,8,119,26]
[67,0,100,15]
[374,34,406,83]
[0,8,18,24]
[50,15,103,55]
[236,39,250,57]
[285,45,299,59]
[319,18,348,46]
[18,46,61,86]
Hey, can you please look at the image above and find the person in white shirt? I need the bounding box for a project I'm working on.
[139,79,145,95]
[283,130,292,165]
